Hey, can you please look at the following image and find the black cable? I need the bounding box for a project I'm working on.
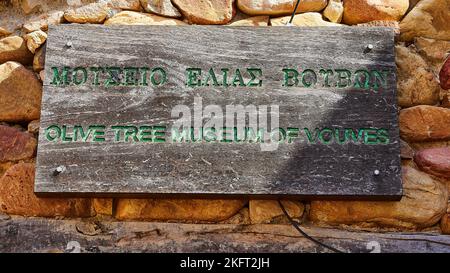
[278,200,345,253]
[283,0,353,255]
[288,0,302,24]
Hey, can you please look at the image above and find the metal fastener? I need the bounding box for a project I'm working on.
[364,44,374,53]
[373,169,380,176]
[66,41,73,48]
[53,165,66,176]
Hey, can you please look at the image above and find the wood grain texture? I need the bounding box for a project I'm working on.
[1,216,449,253]
[35,25,401,199]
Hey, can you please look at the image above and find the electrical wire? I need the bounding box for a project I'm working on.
[288,0,302,24]
[278,200,345,253]
[282,0,346,254]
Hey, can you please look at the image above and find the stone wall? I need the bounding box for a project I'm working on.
[0,0,449,237]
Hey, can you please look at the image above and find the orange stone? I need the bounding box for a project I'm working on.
[439,56,450,90]
[0,125,37,163]
[115,198,247,222]
[0,62,42,122]
[0,36,33,65]
[399,106,450,142]
[0,163,92,217]
[414,147,450,178]
[172,0,234,24]
[310,166,448,230]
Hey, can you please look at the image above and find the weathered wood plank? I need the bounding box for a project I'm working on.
[0,216,449,253]
[35,25,401,199]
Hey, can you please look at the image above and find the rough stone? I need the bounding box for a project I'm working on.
[440,56,450,90]
[0,125,37,163]
[64,2,109,24]
[0,27,12,37]
[414,37,450,75]
[229,16,269,26]
[414,148,450,178]
[104,11,187,25]
[0,61,42,122]
[0,163,10,179]
[172,0,234,24]
[395,45,440,107]
[323,0,343,23]
[39,70,45,82]
[410,140,450,151]
[310,166,448,230]
[23,11,65,33]
[402,159,415,169]
[108,0,142,11]
[0,36,33,65]
[343,0,409,25]
[399,106,450,142]
[76,221,102,236]
[115,199,247,222]
[140,0,181,18]
[400,0,450,42]
[0,163,92,217]
[441,209,450,234]
[220,207,250,224]
[21,0,44,14]
[33,44,45,72]
[271,12,340,26]
[0,162,14,178]
[400,139,415,159]
[249,200,304,224]
[228,9,250,22]
[93,198,113,215]
[442,94,450,108]
[237,0,327,16]
[27,120,40,134]
[0,5,26,36]
[3,218,450,252]
[24,30,47,54]
[0,3,17,36]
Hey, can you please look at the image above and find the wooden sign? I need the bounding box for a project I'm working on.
[35,25,402,199]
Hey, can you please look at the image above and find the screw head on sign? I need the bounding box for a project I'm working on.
[374,169,380,176]
[53,165,66,176]
[364,44,374,53]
